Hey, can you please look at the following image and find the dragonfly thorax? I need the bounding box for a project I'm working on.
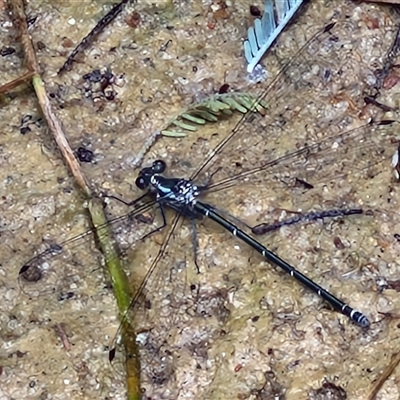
[151,175,200,205]
[135,160,200,205]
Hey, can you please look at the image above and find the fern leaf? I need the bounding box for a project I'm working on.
[244,0,304,73]
[160,92,267,138]
[131,93,268,166]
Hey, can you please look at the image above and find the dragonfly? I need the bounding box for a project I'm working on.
[18,15,399,400]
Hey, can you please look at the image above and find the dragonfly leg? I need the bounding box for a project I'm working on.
[189,217,201,273]
[140,202,168,241]
[101,191,150,207]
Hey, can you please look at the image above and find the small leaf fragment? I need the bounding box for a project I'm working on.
[181,113,206,124]
[193,109,220,121]
[170,120,198,131]
[222,97,248,113]
[161,130,188,137]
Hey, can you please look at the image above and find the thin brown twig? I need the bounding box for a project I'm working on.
[366,351,400,400]
[8,1,140,398]
[8,0,90,195]
[58,0,132,74]
[53,323,71,352]
[0,71,35,94]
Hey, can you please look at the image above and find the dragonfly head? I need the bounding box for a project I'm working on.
[135,160,166,190]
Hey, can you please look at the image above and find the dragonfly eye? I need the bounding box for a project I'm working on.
[135,176,148,190]
[153,160,166,173]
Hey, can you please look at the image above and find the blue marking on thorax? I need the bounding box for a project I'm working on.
[150,175,199,205]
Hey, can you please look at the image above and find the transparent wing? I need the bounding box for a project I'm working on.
[18,199,160,299]
[206,120,396,194]
[113,211,237,394]
[188,19,399,224]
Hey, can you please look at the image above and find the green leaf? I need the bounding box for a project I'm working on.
[159,92,268,139]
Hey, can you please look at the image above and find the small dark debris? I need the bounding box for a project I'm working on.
[76,147,94,163]
[364,96,395,112]
[218,83,230,94]
[250,5,261,17]
[159,40,172,52]
[294,177,314,189]
[104,89,116,101]
[333,236,345,250]
[394,233,400,241]
[126,11,141,28]
[387,279,400,292]
[324,69,331,80]
[192,66,198,72]
[378,119,396,126]
[234,364,243,372]
[27,16,37,27]
[251,315,260,322]
[20,126,31,135]
[8,350,26,359]
[309,381,347,400]
[383,72,400,90]
[49,243,63,254]
[100,70,114,92]
[213,1,230,20]
[29,381,36,388]
[143,57,155,68]
[83,69,103,83]
[20,115,43,135]
[82,68,116,102]
[62,187,73,195]
[287,359,300,369]
[36,41,46,51]
[19,264,42,282]
[61,37,74,48]
[58,292,75,301]
[0,46,16,56]
[328,34,339,42]
[108,347,116,362]
[144,299,152,310]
